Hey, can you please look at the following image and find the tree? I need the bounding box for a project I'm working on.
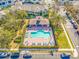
[0,10,27,48]
[14,36,22,44]
[15,10,27,19]
[0,29,14,48]
[49,8,62,28]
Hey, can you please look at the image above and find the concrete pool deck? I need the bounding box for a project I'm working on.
[23,29,55,47]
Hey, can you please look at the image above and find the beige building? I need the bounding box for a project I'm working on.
[20,4,48,12]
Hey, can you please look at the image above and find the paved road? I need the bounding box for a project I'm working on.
[65,20,79,46]
[32,54,79,59]
[65,16,79,58]
[32,53,79,59]
[1,53,79,59]
[32,54,60,59]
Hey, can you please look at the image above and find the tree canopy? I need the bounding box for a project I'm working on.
[0,10,27,48]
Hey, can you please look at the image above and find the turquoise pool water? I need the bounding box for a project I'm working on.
[31,30,50,38]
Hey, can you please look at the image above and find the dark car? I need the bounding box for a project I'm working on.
[77,31,79,35]
[70,20,75,24]
[73,22,78,29]
[23,54,32,59]
[69,20,78,29]
[11,52,20,58]
[66,12,72,20]
[60,53,70,59]
[77,29,79,35]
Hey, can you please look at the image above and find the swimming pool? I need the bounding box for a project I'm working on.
[31,30,50,38]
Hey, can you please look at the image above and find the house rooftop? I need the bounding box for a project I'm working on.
[29,16,49,25]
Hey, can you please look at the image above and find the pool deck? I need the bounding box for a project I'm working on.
[23,28,55,47]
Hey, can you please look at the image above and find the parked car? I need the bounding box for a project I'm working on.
[66,12,72,20]
[70,20,75,24]
[70,20,78,29]
[23,54,32,59]
[77,29,79,35]
[23,51,32,59]
[11,52,20,58]
[0,52,10,58]
[73,22,78,29]
[60,53,70,59]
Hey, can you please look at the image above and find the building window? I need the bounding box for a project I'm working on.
[33,0,36,1]
[0,3,1,5]
[8,1,11,3]
[2,2,5,5]
[32,43,36,46]
[62,0,64,1]
[37,43,41,46]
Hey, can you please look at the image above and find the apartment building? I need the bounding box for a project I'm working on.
[20,0,45,4]
[58,0,79,5]
[0,0,15,8]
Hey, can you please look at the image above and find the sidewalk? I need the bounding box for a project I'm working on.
[61,23,73,49]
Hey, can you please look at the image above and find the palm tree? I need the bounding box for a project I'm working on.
[49,8,62,27]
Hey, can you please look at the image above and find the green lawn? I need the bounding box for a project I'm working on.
[55,29,71,49]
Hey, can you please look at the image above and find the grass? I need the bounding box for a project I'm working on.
[54,27,71,49]
[19,45,58,49]
[56,31,70,48]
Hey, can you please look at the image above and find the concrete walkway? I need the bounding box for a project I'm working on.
[61,23,73,49]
